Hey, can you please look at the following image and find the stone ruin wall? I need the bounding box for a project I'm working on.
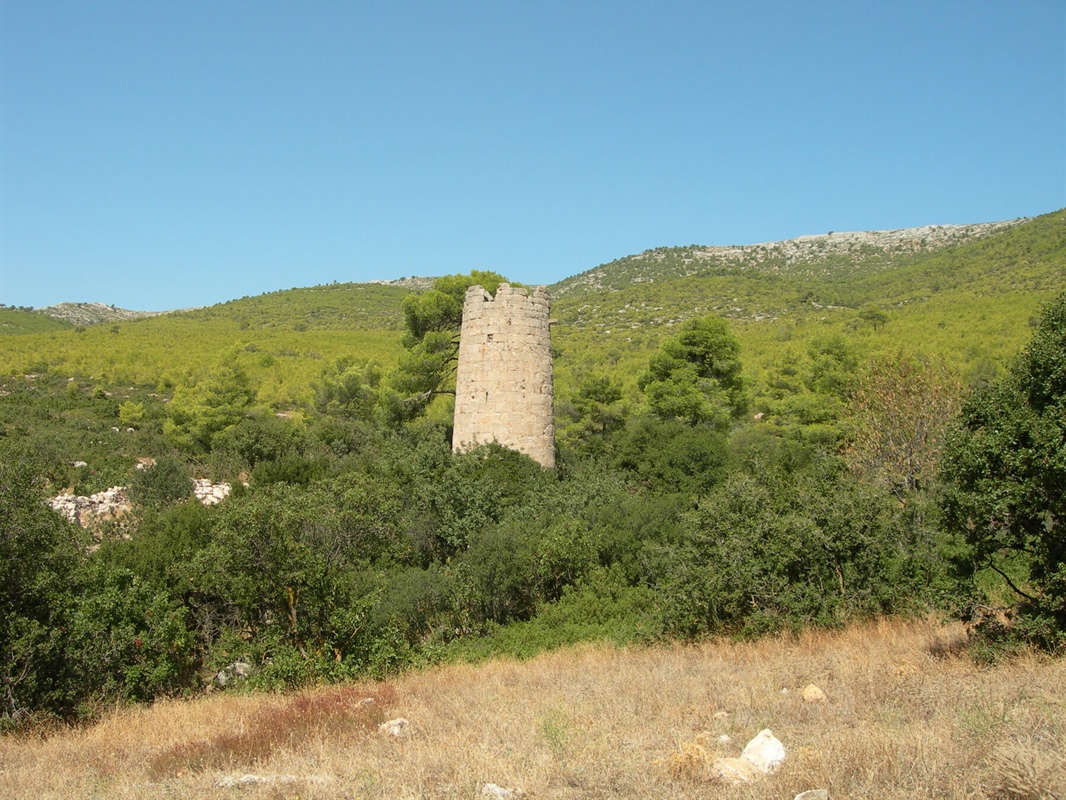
[452,283,555,468]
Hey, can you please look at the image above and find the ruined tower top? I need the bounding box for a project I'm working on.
[452,283,554,468]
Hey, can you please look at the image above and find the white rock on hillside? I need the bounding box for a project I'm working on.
[193,479,231,505]
[48,487,131,526]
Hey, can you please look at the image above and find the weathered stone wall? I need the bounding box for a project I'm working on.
[452,283,554,468]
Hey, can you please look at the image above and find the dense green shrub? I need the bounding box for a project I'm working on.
[0,445,82,723]
[940,293,1066,649]
[128,454,193,506]
[611,415,729,496]
[638,316,747,427]
[65,563,195,706]
[654,454,955,638]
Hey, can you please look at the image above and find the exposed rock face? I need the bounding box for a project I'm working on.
[48,487,131,527]
[194,479,231,506]
[36,302,167,326]
[453,283,555,468]
[50,478,232,527]
[555,218,1028,297]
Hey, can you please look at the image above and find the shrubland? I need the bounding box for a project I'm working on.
[0,213,1063,743]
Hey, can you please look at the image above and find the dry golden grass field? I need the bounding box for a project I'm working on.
[1,618,1063,800]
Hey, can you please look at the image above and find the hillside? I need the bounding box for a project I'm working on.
[551,217,1029,298]
[550,209,1066,399]
[0,307,72,336]
[36,302,168,326]
[0,210,1062,409]
[1,215,1063,751]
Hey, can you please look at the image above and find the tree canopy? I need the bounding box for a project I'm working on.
[941,293,1066,645]
[638,316,746,427]
[387,271,509,421]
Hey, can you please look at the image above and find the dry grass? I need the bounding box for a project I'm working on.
[2,617,1063,799]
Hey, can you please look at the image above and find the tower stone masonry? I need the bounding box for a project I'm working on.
[452,283,555,468]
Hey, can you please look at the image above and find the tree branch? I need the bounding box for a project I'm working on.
[981,559,1040,603]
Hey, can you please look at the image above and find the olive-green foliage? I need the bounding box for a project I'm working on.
[610,416,729,497]
[0,307,71,336]
[0,444,82,722]
[0,284,408,408]
[400,270,508,347]
[655,447,955,638]
[129,455,193,506]
[388,271,510,421]
[444,567,661,662]
[638,316,746,428]
[314,358,383,420]
[551,210,1065,421]
[0,374,170,495]
[184,483,386,683]
[940,293,1066,648]
[1,442,196,723]
[164,362,256,452]
[557,374,627,448]
[64,562,196,705]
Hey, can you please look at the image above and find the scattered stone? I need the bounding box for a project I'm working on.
[135,457,156,470]
[481,783,518,798]
[706,729,787,785]
[711,756,759,784]
[802,684,827,703]
[718,734,732,744]
[73,461,88,468]
[740,729,786,774]
[215,773,332,788]
[794,791,830,800]
[712,710,730,721]
[379,717,410,737]
[48,486,131,527]
[214,659,252,687]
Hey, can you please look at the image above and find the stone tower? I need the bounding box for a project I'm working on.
[452,283,555,468]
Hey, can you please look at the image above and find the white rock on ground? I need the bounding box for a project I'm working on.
[740,728,787,773]
[481,783,518,798]
[710,728,786,785]
[378,718,410,737]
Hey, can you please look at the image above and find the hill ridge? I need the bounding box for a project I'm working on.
[551,217,1030,297]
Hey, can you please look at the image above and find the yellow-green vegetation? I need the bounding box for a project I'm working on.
[0,283,409,407]
[0,307,71,336]
[0,213,1063,733]
[552,209,1065,411]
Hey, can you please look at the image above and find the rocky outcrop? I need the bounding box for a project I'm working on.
[48,487,131,527]
[554,218,1027,297]
[194,479,231,506]
[50,478,233,528]
[36,302,168,326]
[662,727,787,786]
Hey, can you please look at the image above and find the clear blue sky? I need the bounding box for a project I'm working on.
[2,0,1063,311]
